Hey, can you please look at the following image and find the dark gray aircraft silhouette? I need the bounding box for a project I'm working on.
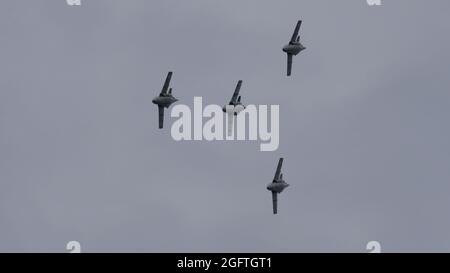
[267,158,289,214]
[222,80,245,115]
[152,72,178,129]
[282,20,306,76]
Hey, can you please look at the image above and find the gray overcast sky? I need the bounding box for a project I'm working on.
[1,0,450,252]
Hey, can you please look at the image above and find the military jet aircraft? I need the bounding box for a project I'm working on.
[222,80,245,115]
[152,71,178,129]
[282,20,306,76]
[267,158,290,214]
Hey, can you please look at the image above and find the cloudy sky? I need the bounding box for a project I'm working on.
[1,0,450,252]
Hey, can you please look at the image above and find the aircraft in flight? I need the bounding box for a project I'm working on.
[282,20,306,76]
[222,80,245,115]
[267,158,289,214]
[152,71,178,129]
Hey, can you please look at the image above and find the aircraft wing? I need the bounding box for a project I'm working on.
[160,71,173,95]
[230,80,243,103]
[290,20,302,43]
[287,54,293,76]
[272,192,278,214]
[158,105,164,129]
[273,158,284,181]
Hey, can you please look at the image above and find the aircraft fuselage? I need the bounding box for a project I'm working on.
[282,43,305,56]
[267,181,289,193]
[222,103,245,115]
[152,96,178,108]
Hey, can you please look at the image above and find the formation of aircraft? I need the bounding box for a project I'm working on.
[282,20,306,76]
[152,20,304,214]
